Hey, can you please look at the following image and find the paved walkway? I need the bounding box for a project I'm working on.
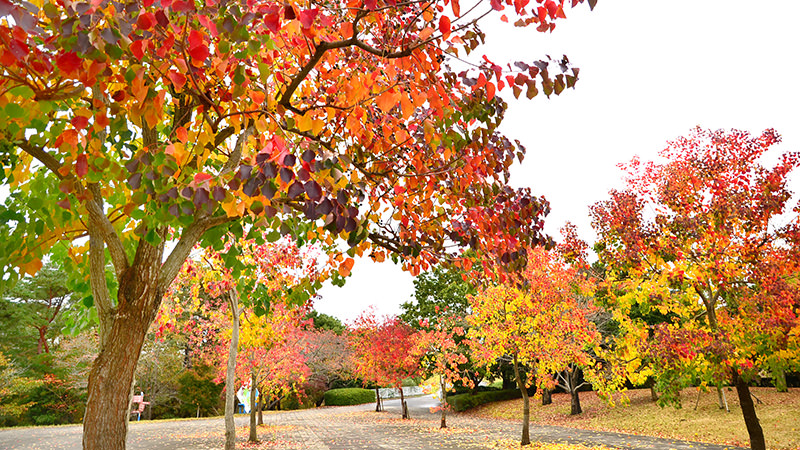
[0,397,748,449]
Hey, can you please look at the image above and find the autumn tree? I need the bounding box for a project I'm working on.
[412,312,474,428]
[0,0,595,446]
[468,247,599,445]
[591,128,800,450]
[160,234,327,446]
[400,264,488,390]
[349,311,421,418]
[237,303,312,440]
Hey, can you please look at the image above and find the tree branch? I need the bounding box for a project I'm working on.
[158,213,238,290]
[87,184,131,279]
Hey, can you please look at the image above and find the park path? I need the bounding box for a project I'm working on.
[0,396,747,450]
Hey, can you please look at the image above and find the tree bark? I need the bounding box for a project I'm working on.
[439,375,447,429]
[512,353,530,446]
[734,370,765,450]
[648,379,658,402]
[36,326,49,354]
[375,387,382,412]
[82,314,146,449]
[249,371,258,442]
[541,387,552,406]
[224,290,240,450]
[774,368,788,393]
[399,387,409,419]
[569,368,582,415]
[717,385,729,412]
[82,256,163,450]
[257,385,264,425]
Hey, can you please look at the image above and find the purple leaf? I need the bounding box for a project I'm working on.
[212,186,226,201]
[287,181,304,199]
[304,181,322,201]
[128,172,142,189]
[301,148,315,163]
[279,168,294,183]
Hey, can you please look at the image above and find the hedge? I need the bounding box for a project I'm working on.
[323,388,376,406]
[446,389,522,412]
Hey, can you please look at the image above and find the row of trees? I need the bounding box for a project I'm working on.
[3,128,799,450]
[349,128,800,450]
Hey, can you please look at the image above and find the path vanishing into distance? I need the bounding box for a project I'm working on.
[0,396,747,450]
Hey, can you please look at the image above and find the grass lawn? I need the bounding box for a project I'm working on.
[465,387,800,450]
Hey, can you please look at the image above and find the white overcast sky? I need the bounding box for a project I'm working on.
[315,0,800,323]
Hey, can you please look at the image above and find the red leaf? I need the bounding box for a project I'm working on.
[75,154,88,178]
[8,39,29,60]
[188,44,209,62]
[171,0,194,12]
[55,51,82,73]
[71,116,89,130]
[439,15,451,37]
[264,12,280,33]
[451,0,460,16]
[57,197,71,209]
[130,40,146,60]
[167,71,186,89]
[490,0,503,11]
[137,12,156,30]
[188,29,204,49]
[299,8,318,29]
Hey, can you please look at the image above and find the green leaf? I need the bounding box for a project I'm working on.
[8,86,35,99]
[5,103,27,119]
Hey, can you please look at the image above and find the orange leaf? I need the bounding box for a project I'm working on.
[375,91,399,113]
[338,257,355,277]
[21,258,43,276]
[486,81,496,101]
[340,22,353,39]
[452,0,461,16]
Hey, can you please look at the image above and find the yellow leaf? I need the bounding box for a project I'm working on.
[312,119,324,135]
[295,113,313,132]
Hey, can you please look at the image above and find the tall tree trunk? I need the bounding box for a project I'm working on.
[224,290,240,450]
[82,279,161,449]
[512,353,530,446]
[569,368,582,415]
[375,387,382,412]
[399,387,409,419]
[541,387,552,406]
[773,368,788,393]
[249,371,257,442]
[733,370,765,450]
[440,375,447,429]
[716,386,729,412]
[257,384,263,425]
[647,378,658,402]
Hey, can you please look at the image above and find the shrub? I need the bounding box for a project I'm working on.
[323,388,376,406]
[446,389,522,412]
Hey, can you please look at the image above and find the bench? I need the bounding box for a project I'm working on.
[130,393,151,421]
